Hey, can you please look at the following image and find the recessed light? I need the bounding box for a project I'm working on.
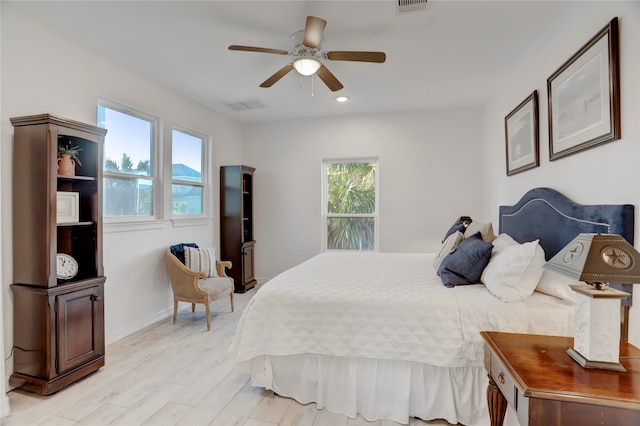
[336,96,349,103]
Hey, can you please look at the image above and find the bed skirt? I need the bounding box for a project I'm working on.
[245,354,504,425]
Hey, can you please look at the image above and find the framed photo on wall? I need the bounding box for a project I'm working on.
[548,17,620,161]
[505,90,539,176]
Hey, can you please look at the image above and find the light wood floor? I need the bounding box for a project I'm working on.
[4,289,453,426]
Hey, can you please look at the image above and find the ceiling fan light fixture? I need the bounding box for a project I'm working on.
[293,57,321,76]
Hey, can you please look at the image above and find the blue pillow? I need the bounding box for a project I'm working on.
[170,242,198,264]
[443,222,466,241]
[438,232,493,287]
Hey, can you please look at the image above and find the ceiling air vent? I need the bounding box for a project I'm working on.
[397,0,427,14]
[226,99,266,112]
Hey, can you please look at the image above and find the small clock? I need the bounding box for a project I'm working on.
[57,253,78,280]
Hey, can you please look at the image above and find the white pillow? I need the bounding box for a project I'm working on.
[184,247,218,278]
[465,221,496,242]
[482,239,545,302]
[535,269,577,302]
[490,233,518,256]
[434,231,464,270]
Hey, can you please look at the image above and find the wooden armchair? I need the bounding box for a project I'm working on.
[166,250,234,331]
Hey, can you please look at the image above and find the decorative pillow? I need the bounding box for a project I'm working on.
[434,231,465,270]
[443,222,466,242]
[489,233,518,256]
[482,239,546,302]
[438,232,493,287]
[465,221,495,242]
[184,247,218,278]
[170,242,198,264]
[535,269,577,302]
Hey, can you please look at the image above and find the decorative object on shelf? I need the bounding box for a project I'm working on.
[56,253,79,280]
[56,191,79,224]
[548,17,620,161]
[545,233,640,371]
[505,91,539,176]
[57,142,83,176]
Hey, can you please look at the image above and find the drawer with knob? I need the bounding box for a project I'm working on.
[485,344,529,421]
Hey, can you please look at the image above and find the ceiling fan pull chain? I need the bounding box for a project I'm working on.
[311,74,315,97]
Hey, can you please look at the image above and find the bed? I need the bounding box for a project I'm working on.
[229,187,634,425]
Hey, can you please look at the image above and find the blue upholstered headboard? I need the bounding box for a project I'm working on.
[499,187,635,306]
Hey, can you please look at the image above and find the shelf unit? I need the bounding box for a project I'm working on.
[220,165,256,293]
[10,114,106,395]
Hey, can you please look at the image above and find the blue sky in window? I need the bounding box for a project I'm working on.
[172,130,202,174]
[98,106,151,170]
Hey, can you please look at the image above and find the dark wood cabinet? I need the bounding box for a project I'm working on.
[9,114,106,395]
[220,165,257,293]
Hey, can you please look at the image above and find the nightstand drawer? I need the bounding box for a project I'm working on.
[488,349,526,418]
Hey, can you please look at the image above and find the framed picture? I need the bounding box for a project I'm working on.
[56,192,79,224]
[548,17,620,160]
[505,91,539,176]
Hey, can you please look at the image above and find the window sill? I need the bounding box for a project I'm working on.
[104,219,166,234]
[103,217,215,233]
[171,217,214,228]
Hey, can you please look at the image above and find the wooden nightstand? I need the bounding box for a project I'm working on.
[481,331,640,426]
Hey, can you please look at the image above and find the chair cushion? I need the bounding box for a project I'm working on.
[200,276,233,300]
[185,247,219,278]
[170,242,198,264]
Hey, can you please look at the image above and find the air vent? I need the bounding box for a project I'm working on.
[398,0,427,14]
[225,99,266,111]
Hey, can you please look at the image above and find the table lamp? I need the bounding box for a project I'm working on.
[544,233,640,371]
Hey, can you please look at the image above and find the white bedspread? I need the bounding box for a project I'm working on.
[230,252,574,368]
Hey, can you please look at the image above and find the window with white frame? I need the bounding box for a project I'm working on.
[323,159,378,251]
[97,101,157,218]
[171,127,205,216]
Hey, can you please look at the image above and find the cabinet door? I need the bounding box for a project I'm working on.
[243,244,255,284]
[56,285,105,373]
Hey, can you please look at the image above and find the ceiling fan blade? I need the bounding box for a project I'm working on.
[228,45,289,55]
[260,64,295,88]
[325,51,386,63]
[315,65,343,92]
[303,16,327,48]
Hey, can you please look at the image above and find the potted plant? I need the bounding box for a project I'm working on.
[57,142,82,176]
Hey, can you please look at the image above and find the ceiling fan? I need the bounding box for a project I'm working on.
[228,16,386,92]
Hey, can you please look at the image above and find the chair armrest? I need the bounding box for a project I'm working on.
[216,260,232,278]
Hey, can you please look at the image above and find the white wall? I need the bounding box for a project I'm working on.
[1,5,243,394]
[2,0,639,405]
[242,108,485,279]
[482,1,640,345]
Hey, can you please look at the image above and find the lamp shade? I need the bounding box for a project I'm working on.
[293,58,321,76]
[544,233,640,285]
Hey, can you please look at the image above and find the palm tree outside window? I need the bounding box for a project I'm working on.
[323,159,378,251]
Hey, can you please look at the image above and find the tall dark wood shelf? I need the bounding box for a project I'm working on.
[220,165,256,293]
[10,114,107,395]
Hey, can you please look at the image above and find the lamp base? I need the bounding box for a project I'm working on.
[567,348,626,372]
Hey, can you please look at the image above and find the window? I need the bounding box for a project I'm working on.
[98,101,157,218]
[323,159,378,251]
[171,127,205,216]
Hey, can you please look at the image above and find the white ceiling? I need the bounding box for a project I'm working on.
[5,0,567,124]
